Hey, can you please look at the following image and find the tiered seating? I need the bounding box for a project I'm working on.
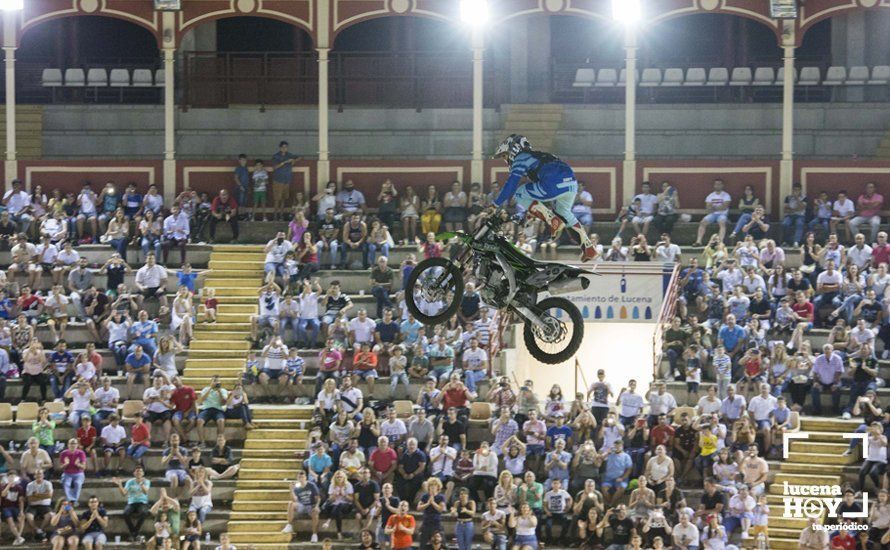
[569,64,890,101]
[41,67,164,102]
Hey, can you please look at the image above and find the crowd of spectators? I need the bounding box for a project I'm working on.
[0,162,887,550]
[655,179,890,549]
[0,174,250,547]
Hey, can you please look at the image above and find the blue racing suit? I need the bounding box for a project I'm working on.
[492,151,580,226]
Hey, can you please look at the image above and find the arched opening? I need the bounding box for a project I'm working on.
[15,16,160,103]
[182,16,317,107]
[331,16,486,108]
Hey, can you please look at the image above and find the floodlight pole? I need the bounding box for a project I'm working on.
[622,25,637,207]
[780,21,795,202]
[3,10,17,188]
[470,26,484,184]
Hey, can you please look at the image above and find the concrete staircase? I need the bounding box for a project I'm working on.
[0,105,43,159]
[227,405,312,548]
[502,104,564,151]
[765,416,862,549]
[182,244,265,388]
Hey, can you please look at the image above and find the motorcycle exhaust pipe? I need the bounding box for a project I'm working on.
[548,275,590,295]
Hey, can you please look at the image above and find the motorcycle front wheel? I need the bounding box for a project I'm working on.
[522,296,584,364]
[404,257,465,325]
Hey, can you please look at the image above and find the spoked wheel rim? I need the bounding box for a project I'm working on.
[526,300,583,360]
[412,262,461,319]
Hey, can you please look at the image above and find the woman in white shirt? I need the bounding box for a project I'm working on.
[297,279,321,348]
[153,336,183,384]
[859,422,888,491]
[188,466,213,523]
[170,287,194,345]
[103,311,131,368]
[316,378,340,423]
[509,502,538,549]
[470,441,499,503]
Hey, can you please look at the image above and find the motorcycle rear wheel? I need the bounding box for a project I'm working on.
[522,296,584,364]
[404,257,464,325]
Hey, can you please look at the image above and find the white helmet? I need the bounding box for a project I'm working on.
[493,134,531,164]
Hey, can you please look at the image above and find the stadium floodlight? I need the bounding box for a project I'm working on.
[612,0,641,24]
[460,0,489,26]
[0,0,24,11]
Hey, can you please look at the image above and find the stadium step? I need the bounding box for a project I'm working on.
[798,418,862,432]
[206,269,265,278]
[785,450,857,465]
[188,339,250,351]
[786,441,852,455]
[240,458,303,470]
[766,416,854,544]
[244,437,307,450]
[204,276,261,286]
[218,304,258,314]
[209,260,269,270]
[228,511,289,521]
[772,473,842,487]
[778,461,856,475]
[765,516,811,530]
[232,500,290,512]
[184,358,248,369]
[194,322,252,331]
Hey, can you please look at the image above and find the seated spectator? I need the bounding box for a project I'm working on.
[849,182,883,243]
[208,189,239,243]
[188,466,213,523]
[196,375,228,446]
[79,494,108,549]
[24,468,53,542]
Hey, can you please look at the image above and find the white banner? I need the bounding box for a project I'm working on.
[559,263,675,323]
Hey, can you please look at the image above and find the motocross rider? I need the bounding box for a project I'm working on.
[491,134,598,262]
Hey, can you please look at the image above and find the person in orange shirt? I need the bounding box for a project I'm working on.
[385,500,415,550]
[353,342,379,394]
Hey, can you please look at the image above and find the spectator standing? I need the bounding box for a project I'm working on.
[59,438,87,505]
[384,500,415,550]
[233,154,250,211]
[270,141,300,219]
[369,256,394,319]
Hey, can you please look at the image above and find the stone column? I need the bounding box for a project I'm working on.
[470,27,484,184]
[622,26,637,206]
[780,22,796,202]
[3,12,17,187]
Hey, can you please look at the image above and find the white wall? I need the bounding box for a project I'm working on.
[506,321,657,401]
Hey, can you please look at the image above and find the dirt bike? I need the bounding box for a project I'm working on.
[405,210,595,364]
